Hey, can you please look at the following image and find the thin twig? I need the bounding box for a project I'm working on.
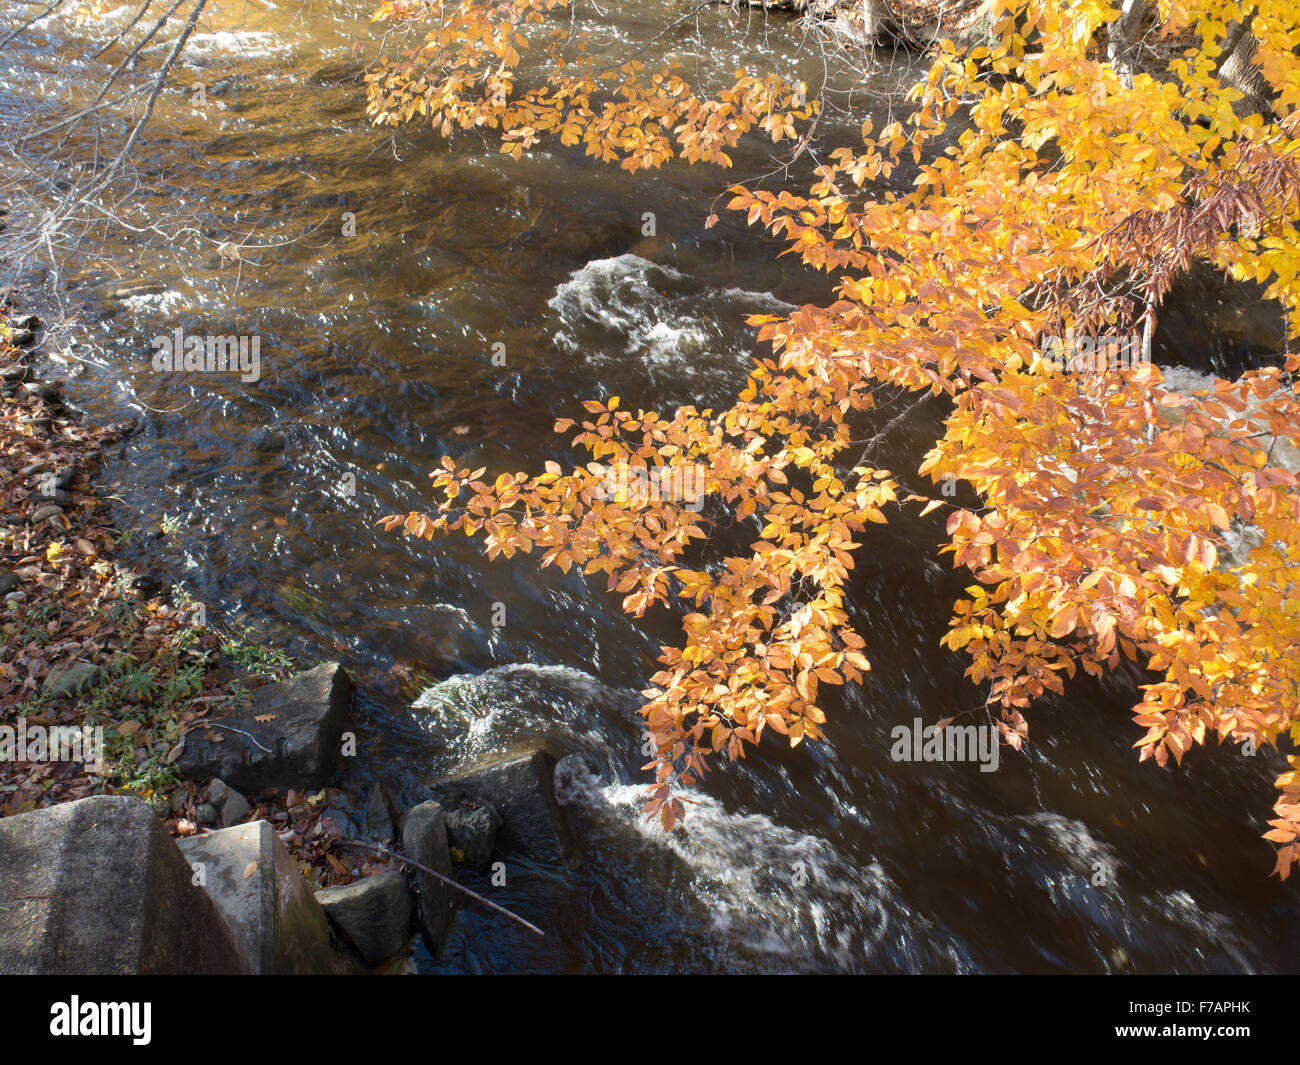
[853,393,934,466]
[197,720,273,753]
[336,840,545,938]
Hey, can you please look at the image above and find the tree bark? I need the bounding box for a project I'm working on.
[1107,0,1147,88]
[1216,15,1277,119]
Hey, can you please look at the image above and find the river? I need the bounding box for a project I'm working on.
[4,0,1297,973]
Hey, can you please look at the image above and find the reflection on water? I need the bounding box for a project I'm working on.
[4,0,1297,973]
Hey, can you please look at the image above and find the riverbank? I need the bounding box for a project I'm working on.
[0,305,384,891]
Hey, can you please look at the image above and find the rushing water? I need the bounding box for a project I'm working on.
[4,0,1297,973]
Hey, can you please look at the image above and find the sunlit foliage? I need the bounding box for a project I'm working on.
[373,0,1300,876]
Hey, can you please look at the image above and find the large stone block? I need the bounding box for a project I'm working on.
[315,871,412,965]
[0,796,251,974]
[399,801,457,958]
[436,745,578,866]
[178,662,352,791]
[178,820,349,974]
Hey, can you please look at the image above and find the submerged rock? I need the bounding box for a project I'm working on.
[308,61,367,87]
[105,281,165,300]
[250,426,287,452]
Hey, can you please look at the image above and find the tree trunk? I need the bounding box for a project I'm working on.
[860,0,889,38]
[1107,0,1147,88]
[1216,16,1276,119]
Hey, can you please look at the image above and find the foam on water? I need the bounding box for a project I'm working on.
[556,762,970,972]
[412,663,641,768]
[413,665,972,971]
[548,254,795,379]
[169,30,297,66]
[1160,890,1258,972]
[416,665,1264,971]
[938,801,1269,972]
[549,255,707,371]
[117,289,189,316]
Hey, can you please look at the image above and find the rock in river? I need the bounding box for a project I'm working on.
[399,801,457,958]
[315,871,412,965]
[177,662,353,792]
[434,743,579,867]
